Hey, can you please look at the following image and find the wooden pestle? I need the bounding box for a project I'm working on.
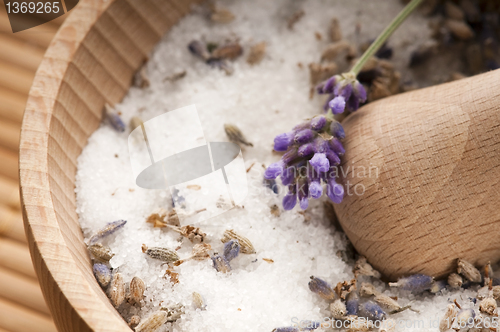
[334,69,500,280]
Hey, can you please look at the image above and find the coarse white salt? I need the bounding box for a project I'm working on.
[75,1,482,331]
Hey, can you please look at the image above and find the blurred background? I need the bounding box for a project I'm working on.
[0,1,65,331]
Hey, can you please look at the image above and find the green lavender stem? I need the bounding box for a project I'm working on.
[350,0,424,75]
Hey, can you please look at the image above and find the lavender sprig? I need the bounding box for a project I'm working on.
[264,115,346,210]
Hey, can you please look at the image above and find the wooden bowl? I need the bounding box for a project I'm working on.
[19,0,201,331]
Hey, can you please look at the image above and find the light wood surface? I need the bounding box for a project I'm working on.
[0,205,27,243]
[0,297,56,332]
[0,238,36,278]
[0,86,26,123]
[0,175,20,209]
[0,118,20,152]
[19,0,201,331]
[0,146,19,181]
[0,266,50,315]
[335,70,500,280]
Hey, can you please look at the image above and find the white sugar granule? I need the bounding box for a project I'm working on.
[75,1,474,331]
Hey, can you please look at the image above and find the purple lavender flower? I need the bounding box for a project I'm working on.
[274,132,294,152]
[294,129,315,144]
[265,113,347,210]
[308,276,336,301]
[326,180,344,204]
[310,153,330,172]
[264,161,284,180]
[359,301,386,321]
[223,239,240,262]
[389,274,434,294]
[318,73,367,114]
[283,185,297,210]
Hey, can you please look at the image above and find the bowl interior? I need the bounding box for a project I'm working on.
[20,0,201,331]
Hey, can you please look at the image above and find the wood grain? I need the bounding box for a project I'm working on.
[334,70,500,280]
[0,118,21,152]
[0,205,26,243]
[0,297,56,332]
[0,34,45,72]
[0,86,26,123]
[0,174,21,209]
[0,266,50,315]
[0,238,36,278]
[20,0,201,331]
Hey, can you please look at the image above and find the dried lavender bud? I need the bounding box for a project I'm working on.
[299,321,321,331]
[264,178,279,194]
[144,246,180,263]
[93,263,111,287]
[135,311,168,332]
[354,256,381,279]
[224,123,253,147]
[430,280,447,294]
[294,129,315,144]
[346,291,359,316]
[310,153,330,173]
[103,104,125,132]
[212,43,243,60]
[310,116,326,131]
[327,138,345,156]
[457,259,482,283]
[247,42,266,65]
[359,282,379,297]
[161,303,185,322]
[326,179,344,204]
[128,276,145,305]
[346,316,375,331]
[448,273,463,289]
[128,315,140,329]
[146,208,180,228]
[439,304,458,332]
[188,40,210,60]
[210,6,235,23]
[272,327,299,332]
[212,254,231,273]
[109,272,125,308]
[389,274,433,294]
[308,276,336,301]
[330,299,347,319]
[479,297,497,315]
[283,185,297,211]
[221,229,256,254]
[374,294,404,312]
[456,308,475,325]
[223,239,240,262]
[88,220,127,244]
[358,301,386,321]
[192,292,206,310]
[191,243,212,261]
[88,243,114,263]
[274,132,294,152]
[330,120,345,139]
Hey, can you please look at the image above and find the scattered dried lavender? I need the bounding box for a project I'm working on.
[103,104,125,133]
[220,229,256,254]
[224,123,253,147]
[93,263,111,287]
[142,245,180,263]
[109,272,125,308]
[308,276,336,301]
[88,219,127,244]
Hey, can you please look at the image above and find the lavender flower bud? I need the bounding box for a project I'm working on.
[104,104,125,132]
[294,129,315,144]
[329,96,346,114]
[347,96,360,112]
[335,82,353,99]
[330,121,345,140]
[223,239,240,262]
[313,137,328,153]
[211,254,231,273]
[308,276,336,301]
[346,292,359,316]
[310,116,327,131]
[300,321,321,331]
[281,167,296,186]
[89,220,127,244]
[274,132,294,152]
[353,80,367,102]
[322,76,337,94]
[298,143,315,157]
[389,274,433,294]
[297,177,309,210]
[328,138,345,156]
[264,161,284,179]
[282,148,299,165]
[188,40,210,60]
[325,150,341,166]
[282,185,297,211]
[309,180,322,199]
[310,153,330,173]
[326,180,344,204]
[93,263,111,287]
[359,301,386,321]
[272,327,299,332]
